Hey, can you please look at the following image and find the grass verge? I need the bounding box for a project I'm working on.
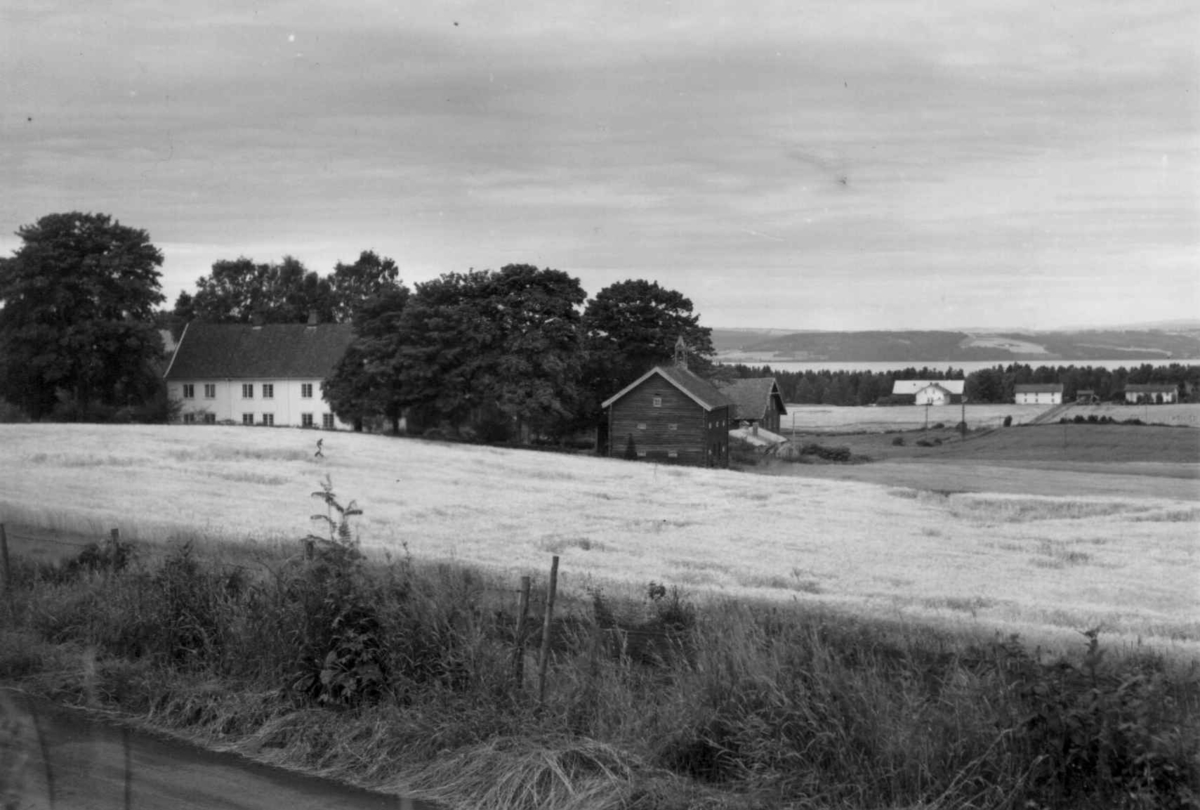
[1,504,1197,810]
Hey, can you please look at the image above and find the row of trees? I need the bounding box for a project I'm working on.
[322,271,713,439]
[170,250,402,327]
[720,363,1196,407]
[0,212,716,435]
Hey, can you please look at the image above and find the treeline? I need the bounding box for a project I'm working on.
[720,365,967,406]
[720,363,1199,405]
[170,256,715,439]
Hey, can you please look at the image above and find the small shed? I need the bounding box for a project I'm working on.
[1015,383,1064,405]
[715,377,788,433]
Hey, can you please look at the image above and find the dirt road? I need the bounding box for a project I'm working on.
[1,690,434,810]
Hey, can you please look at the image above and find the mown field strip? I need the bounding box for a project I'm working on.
[3,424,1198,655]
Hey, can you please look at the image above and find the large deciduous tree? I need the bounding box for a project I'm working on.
[581,278,715,404]
[329,250,402,323]
[392,265,586,439]
[323,284,411,433]
[0,212,165,419]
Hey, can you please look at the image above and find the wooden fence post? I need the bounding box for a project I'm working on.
[537,556,559,704]
[513,575,531,685]
[0,524,11,607]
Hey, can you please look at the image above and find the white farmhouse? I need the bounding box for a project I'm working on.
[1124,384,1179,404]
[1014,383,1063,405]
[164,318,354,428]
[891,379,965,406]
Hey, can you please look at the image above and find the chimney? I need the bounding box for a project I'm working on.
[307,309,319,326]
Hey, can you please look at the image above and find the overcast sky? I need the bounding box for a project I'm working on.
[2,1,1197,331]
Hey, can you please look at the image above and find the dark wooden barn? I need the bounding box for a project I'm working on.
[715,377,787,433]
[601,363,733,468]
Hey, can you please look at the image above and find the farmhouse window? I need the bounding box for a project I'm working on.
[322,413,335,429]
[241,413,254,425]
[262,384,274,399]
[242,383,253,398]
[301,413,314,428]
[652,396,662,407]
[182,412,196,423]
[261,413,275,426]
[203,413,216,424]
[182,384,194,398]
[203,383,216,398]
[301,383,313,398]
[637,422,647,430]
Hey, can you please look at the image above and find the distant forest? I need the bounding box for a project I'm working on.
[720,362,1200,406]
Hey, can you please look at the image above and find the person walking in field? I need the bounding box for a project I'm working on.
[315,438,324,458]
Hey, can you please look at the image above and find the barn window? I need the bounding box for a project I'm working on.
[182,384,194,399]
[637,422,647,430]
[667,451,678,458]
[636,450,647,458]
[652,396,662,407]
[668,423,678,431]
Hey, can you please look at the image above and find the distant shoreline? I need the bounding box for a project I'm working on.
[715,356,1200,374]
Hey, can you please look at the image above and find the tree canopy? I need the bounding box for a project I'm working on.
[323,284,411,432]
[178,255,335,324]
[0,212,165,419]
[582,279,714,394]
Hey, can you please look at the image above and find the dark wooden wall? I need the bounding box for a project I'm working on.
[608,375,729,467]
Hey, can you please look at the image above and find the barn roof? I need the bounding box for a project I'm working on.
[1014,383,1064,393]
[892,379,965,396]
[601,365,733,412]
[715,377,787,421]
[164,321,355,380]
[1124,384,1177,393]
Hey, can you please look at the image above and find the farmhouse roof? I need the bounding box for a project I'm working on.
[1014,383,1064,393]
[714,377,788,421]
[1124,384,1177,393]
[891,379,965,396]
[600,365,734,412]
[164,321,355,380]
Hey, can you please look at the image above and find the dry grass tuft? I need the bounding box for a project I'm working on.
[406,736,640,810]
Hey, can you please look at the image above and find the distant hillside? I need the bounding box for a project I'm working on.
[723,329,1200,363]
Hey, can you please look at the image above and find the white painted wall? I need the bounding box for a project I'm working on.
[1015,391,1062,405]
[914,385,952,406]
[169,378,351,429]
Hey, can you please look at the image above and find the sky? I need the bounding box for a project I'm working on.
[2,0,1197,332]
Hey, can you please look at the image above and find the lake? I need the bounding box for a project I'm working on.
[715,358,1200,375]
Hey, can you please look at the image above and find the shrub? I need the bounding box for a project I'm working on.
[1003,415,1013,427]
[891,436,905,446]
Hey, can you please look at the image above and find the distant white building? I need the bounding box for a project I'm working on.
[1124,384,1178,404]
[891,379,965,406]
[1014,383,1063,405]
[164,318,354,429]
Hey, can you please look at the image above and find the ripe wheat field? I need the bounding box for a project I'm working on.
[3,424,1198,658]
